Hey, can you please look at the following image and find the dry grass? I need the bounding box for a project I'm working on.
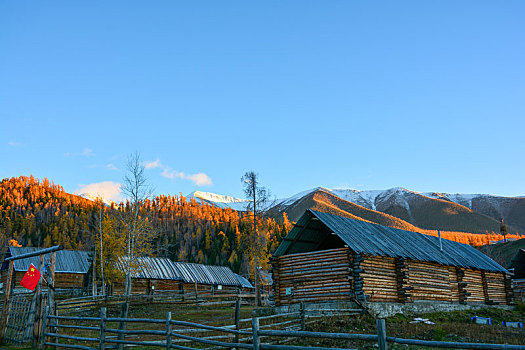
[305,305,525,349]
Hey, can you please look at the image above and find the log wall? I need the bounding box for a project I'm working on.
[462,269,485,303]
[271,249,510,306]
[113,278,180,294]
[483,271,507,305]
[405,261,454,302]
[360,256,398,302]
[271,248,351,306]
[1,271,87,289]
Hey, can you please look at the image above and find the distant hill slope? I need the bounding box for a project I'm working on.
[478,238,525,268]
[425,192,525,232]
[268,188,520,234]
[196,187,524,235]
[267,189,424,232]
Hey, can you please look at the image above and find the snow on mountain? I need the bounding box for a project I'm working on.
[187,191,250,211]
[423,192,489,209]
[274,187,325,207]
[330,188,383,210]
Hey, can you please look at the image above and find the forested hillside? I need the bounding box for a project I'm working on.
[0,176,291,276]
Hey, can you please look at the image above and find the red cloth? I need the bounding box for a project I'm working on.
[20,263,41,291]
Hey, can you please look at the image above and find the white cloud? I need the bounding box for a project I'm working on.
[160,167,212,186]
[74,181,123,203]
[81,148,94,156]
[106,163,118,171]
[8,141,21,147]
[181,172,213,186]
[160,168,176,179]
[65,148,95,157]
[144,159,162,169]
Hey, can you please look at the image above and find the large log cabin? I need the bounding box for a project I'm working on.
[271,210,513,306]
[1,247,90,289]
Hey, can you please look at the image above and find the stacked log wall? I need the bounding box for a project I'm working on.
[406,261,454,302]
[360,256,398,302]
[395,258,412,303]
[271,248,351,306]
[483,271,507,305]
[462,269,485,303]
[271,248,510,306]
[448,266,460,302]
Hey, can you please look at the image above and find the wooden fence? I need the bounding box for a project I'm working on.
[40,304,525,350]
[55,291,259,316]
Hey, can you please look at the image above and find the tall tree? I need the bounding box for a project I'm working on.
[120,152,156,296]
[500,218,508,243]
[241,171,270,307]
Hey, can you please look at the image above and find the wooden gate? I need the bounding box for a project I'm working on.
[4,293,34,344]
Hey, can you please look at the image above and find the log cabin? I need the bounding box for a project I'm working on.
[112,257,251,295]
[173,262,249,294]
[509,249,525,301]
[113,256,182,294]
[271,210,513,306]
[1,247,90,289]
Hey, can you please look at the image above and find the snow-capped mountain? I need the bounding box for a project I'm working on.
[187,191,250,211]
[188,187,525,234]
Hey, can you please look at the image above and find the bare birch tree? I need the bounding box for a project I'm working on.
[120,152,156,296]
[241,171,270,307]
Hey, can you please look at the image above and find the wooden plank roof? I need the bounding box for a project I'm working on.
[119,256,243,286]
[5,247,91,274]
[274,210,507,273]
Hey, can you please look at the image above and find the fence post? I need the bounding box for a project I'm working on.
[99,307,106,350]
[252,317,260,350]
[117,302,128,350]
[53,301,58,350]
[165,311,172,350]
[300,302,305,331]
[376,318,387,350]
[40,305,49,350]
[234,300,241,347]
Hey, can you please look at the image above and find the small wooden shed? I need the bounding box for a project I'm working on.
[1,247,90,289]
[271,210,512,306]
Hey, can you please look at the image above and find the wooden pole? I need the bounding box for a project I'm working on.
[40,305,49,349]
[0,260,14,343]
[377,319,387,350]
[300,302,305,331]
[252,317,260,350]
[33,254,45,348]
[117,302,128,350]
[166,311,172,350]
[48,252,56,315]
[234,299,241,347]
[99,307,106,350]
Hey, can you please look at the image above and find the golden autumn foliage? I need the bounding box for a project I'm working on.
[1,175,519,283]
[0,176,288,277]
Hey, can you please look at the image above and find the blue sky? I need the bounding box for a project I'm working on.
[1,1,524,202]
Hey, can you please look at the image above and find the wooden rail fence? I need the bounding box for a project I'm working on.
[39,304,525,350]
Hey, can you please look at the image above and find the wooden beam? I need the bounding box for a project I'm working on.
[5,245,63,262]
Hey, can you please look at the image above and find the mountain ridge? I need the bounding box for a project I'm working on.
[190,187,525,234]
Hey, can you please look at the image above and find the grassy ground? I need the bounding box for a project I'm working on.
[4,302,525,349]
[304,303,525,349]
